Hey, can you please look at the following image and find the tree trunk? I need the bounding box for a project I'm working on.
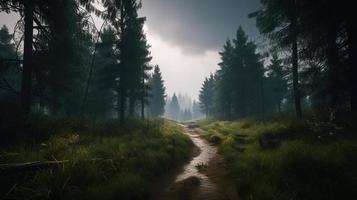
[292,38,302,119]
[239,76,247,118]
[291,11,302,119]
[118,2,126,123]
[21,2,34,114]
[51,95,59,116]
[141,97,144,119]
[128,89,135,117]
[141,71,145,119]
[119,89,126,122]
[260,75,265,115]
[141,100,145,119]
[327,23,340,108]
[347,21,357,116]
[278,102,281,113]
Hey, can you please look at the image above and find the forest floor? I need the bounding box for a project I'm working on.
[2,114,357,200]
[0,117,193,200]
[197,117,357,200]
[152,124,238,200]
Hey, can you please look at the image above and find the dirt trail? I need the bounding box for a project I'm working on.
[153,125,238,200]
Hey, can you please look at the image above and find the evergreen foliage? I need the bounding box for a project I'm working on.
[148,65,166,117]
[199,27,265,119]
[250,0,357,120]
[0,0,158,121]
[166,93,180,120]
[199,74,215,117]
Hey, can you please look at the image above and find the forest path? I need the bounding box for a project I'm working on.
[153,124,238,200]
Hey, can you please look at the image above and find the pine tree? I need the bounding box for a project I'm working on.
[0,25,20,100]
[167,93,180,120]
[199,74,215,117]
[86,28,117,117]
[231,27,264,117]
[148,65,166,118]
[265,54,288,112]
[0,25,17,75]
[0,25,16,64]
[216,40,234,119]
[0,0,94,114]
[251,0,302,118]
[116,0,152,120]
[212,27,264,119]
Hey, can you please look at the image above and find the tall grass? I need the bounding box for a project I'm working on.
[0,116,192,200]
[199,117,357,200]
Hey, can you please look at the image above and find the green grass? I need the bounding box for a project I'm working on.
[198,117,357,200]
[0,117,192,200]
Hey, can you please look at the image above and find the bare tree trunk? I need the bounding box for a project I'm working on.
[141,70,145,120]
[278,102,281,113]
[292,37,302,119]
[327,23,339,108]
[128,92,135,117]
[118,2,126,123]
[290,4,302,119]
[347,21,357,116]
[119,89,126,122]
[80,20,108,116]
[51,95,59,116]
[260,75,265,115]
[21,2,34,114]
[140,95,145,119]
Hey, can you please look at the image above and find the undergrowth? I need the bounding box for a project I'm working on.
[0,115,192,200]
[198,115,357,200]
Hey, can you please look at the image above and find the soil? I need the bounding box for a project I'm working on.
[151,125,239,200]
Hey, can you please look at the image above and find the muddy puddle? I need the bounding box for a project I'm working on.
[153,124,238,200]
[175,126,218,198]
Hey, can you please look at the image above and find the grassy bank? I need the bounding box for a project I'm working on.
[0,116,192,200]
[197,117,357,200]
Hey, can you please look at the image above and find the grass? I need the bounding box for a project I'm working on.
[197,116,357,200]
[0,116,192,200]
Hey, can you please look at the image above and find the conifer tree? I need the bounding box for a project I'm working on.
[199,74,215,117]
[115,0,152,119]
[0,25,19,100]
[0,0,94,114]
[250,0,302,118]
[212,27,264,119]
[167,93,180,120]
[86,28,117,117]
[265,54,288,112]
[148,65,166,117]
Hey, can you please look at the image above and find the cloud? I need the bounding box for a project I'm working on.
[0,13,19,32]
[145,25,220,99]
[140,0,261,54]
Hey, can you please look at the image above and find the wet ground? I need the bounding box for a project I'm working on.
[153,125,238,200]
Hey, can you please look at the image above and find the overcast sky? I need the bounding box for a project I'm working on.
[140,0,261,99]
[0,0,261,99]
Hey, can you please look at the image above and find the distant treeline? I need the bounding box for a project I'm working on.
[199,0,357,121]
[165,93,204,122]
[0,0,166,120]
